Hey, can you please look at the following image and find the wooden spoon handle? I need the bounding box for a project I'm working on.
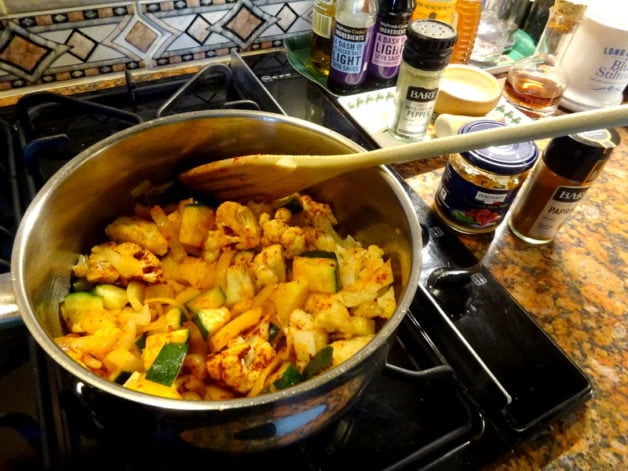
[348,105,628,170]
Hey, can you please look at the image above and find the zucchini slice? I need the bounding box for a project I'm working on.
[292,251,338,293]
[273,363,303,390]
[135,332,147,350]
[62,291,104,313]
[142,329,189,370]
[273,194,303,214]
[186,286,226,313]
[60,291,105,329]
[145,342,188,386]
[110,370,133,385]
[123,371,182,399]
[193,307,231,340]
[92,284,128,310]
[303,345,333,379]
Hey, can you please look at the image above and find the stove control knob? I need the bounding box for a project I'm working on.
[426,268,473,315]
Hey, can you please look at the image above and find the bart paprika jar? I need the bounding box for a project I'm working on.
[434,120,539,234]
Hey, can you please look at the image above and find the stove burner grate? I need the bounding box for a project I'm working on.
[156,62,260,117]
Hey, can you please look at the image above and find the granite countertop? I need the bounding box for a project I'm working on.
[394,125,627,471]
[0,66,625,469]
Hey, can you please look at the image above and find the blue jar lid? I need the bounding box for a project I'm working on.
[458,120,539,175]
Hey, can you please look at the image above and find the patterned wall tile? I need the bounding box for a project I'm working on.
[141,0,312,67]
[0,0,314,91]
[2,1,131,15]
[0,3,141,88]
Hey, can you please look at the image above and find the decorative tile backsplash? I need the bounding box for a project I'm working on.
[0,0,313,91]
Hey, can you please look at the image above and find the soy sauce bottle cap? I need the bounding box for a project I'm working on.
[403,20,457,71]
[543,128,621,181]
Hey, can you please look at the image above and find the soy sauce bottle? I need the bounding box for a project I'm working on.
[367,0,415,86]
[327,0,379,94]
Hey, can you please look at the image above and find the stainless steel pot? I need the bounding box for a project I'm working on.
[0,110,422,452]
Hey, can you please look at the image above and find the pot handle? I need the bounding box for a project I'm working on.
[0,272,21,329]
[384,362,453,381]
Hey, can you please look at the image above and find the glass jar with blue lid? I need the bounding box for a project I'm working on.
[434,119,539,234]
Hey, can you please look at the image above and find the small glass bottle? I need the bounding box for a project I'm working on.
[521,0,554,45]
[502,0,587,118]
[508,128,621,244]
[500,0,532,53]
[469,0,510,66]
[389,19,457,141]
[411,0,456,24]
[310,0,337,75]
[433,120,539,234]
[367,0,416,86]
[450,0,482,64]
[327,0,379,94]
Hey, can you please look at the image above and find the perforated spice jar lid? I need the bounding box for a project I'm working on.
[458,120,539,175]
[403,19,458,71]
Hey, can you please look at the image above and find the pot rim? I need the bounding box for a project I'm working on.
[12,109,423,411]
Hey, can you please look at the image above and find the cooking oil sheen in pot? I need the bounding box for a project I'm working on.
[434,120,539,234]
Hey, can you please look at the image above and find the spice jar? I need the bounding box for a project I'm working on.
[508,128,620,244]
[390,19,457,141]
[434,120,539,234]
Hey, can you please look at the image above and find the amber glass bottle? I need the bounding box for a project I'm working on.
[502,0,587,118]
[411,0,456,24]
[450,0,482,64]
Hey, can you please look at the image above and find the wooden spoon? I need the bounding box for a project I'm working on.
[179,105,628,201]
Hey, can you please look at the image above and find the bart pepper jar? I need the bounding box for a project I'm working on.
[433,120,539,234]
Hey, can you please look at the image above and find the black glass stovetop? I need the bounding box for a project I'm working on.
[0,49,591,471]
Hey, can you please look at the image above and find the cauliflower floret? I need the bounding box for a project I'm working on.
[273,207,292,223]
[297,194,338,228]
[280,227,306,258]
[338,245,394,306]
[73,251,119,284]
[77,241,163,285]
[105,216,169,256]
[300,216,359,253]
[261,218,289,245]
[305,293,353,338]
[330,336,374,366]
[201,230,224,262]
[246,201,273,222]
[261,219,306,259]
[252,244,286,287]
[215,201,261,250]
[205,336,275,394]
[288,309,329,370]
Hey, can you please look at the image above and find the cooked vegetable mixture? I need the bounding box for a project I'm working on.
[55,193,396,400]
